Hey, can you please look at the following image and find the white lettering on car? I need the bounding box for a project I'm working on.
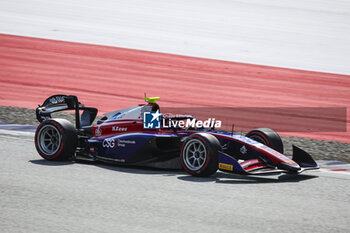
[102,138,115,148]
[117,139,136,147]
[49,96,65,104]
[112,126,128,132]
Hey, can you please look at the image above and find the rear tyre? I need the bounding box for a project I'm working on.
[180,133,220,177]
[35,118,77,161]
[246,128,284,154]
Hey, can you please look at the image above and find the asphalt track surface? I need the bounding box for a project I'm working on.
[1,131,350,233]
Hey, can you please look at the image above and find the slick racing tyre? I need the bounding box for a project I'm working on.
[246,128,284,154]
[35,118,77,161]
[181,133,220,177]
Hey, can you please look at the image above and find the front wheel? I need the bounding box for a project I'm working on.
[246,128,284,154]
[180,133,220,177]
[35,118,77,161]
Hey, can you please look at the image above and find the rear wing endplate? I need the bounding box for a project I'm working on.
[36,95,98,129]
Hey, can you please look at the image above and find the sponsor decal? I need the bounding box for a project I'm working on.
[102,138,115,148]
[219,163,233,171]
[49,96,65,104]
[95,125,102,136]
[240,145,247,154]
[143,110,161,129]
[117,139,136,147]
[118,139,135,144]
[112,126,127,132]
[89,147,95,152]
[102,139,135,148]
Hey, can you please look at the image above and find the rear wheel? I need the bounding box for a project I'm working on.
[181,133,220,177]
[246,128,284,154]
[35,118,77,161]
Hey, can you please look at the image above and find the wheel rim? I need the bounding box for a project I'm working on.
[183,139,207,171]
[249,135,266,145]
[38,125,61,156]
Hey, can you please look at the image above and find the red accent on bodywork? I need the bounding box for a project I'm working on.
[244,164,267,172]
[240,159,267,172]
[92,120,144,137]
[240,159,262,168]
[209,132,300,168]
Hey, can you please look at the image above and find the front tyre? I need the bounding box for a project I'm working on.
[35,118,77,161]
[180,133,220,177]
[246,128,284,154]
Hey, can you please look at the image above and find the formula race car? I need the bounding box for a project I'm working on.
[35,95,319,177]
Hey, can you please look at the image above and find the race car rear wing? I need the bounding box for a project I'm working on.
[36,95,98,129]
